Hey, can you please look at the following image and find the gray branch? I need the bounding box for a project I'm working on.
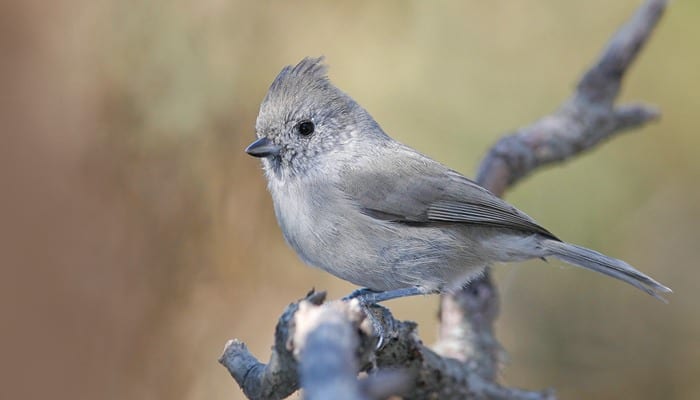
[294,295,380,400]
[220,0,667,398]
[476,0,665,195]
[221,292,554,400]
[436,0,666,381]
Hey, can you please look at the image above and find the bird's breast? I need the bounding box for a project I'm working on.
[269,176,338,265]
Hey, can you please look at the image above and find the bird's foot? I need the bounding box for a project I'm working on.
[342,286,428,348]
[356,299,392,349]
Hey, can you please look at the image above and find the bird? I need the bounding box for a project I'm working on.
[245,57,671,305]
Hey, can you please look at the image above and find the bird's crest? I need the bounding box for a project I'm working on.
[266,57,330,102]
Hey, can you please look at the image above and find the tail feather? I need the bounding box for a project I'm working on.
[542,239,672,302]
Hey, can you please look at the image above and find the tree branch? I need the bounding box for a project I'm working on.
[436,0,665,381]
[477,0,665,194]
[221,292,554,400]
[296,299,368,400]
[221,0,667,398]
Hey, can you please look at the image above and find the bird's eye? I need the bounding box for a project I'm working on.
[297,120,315,136]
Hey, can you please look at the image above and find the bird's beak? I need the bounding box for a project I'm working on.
[245,137,281,158]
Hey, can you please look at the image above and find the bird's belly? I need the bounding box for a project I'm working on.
[284,211,487,292]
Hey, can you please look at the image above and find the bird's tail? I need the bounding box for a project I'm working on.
[542,239,672,302]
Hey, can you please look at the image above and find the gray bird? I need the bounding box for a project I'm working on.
[246,57,670,304]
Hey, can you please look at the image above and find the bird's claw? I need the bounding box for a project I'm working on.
[361,305,388,349]
[343,290,389,349]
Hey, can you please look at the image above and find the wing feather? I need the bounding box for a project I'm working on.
[339,146,558,240]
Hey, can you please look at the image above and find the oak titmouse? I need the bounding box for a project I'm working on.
[246,57,670,303]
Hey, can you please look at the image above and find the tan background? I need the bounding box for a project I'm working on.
[1,1,698,399]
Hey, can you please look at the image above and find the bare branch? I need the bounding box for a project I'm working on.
[435,1,666,385]
[222,294,554,400]
[477,0,666,193]
[219,291,325,400]
[295,300,370,400]
[577,0,667,105]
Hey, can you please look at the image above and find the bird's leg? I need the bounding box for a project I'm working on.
[343,286,428,304]
[342,287,379,301]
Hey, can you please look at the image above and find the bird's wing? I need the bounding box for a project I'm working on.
[338,147,558,240]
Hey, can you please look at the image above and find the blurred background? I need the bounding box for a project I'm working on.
[1,0,698,399]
